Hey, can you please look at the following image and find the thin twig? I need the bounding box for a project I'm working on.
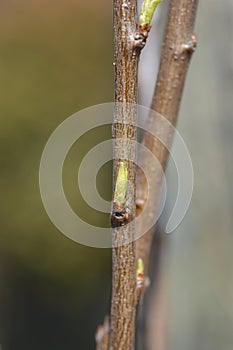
[136,0,199,275]
[96,0,199,348]
[110,0,140,349]
[135,2,199,348]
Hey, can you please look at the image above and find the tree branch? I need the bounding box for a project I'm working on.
[135,2,199,348]
[109,0,140,349]
[136,0,199,274]
[96,1,198,348]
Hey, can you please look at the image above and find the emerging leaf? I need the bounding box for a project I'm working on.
[114,162,128,205]
[136,258,144,281]
[139,0,163,27]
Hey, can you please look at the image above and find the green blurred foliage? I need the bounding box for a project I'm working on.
[0,1,113,349]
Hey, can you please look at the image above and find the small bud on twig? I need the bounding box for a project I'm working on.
[139,0,163,27]
[111,162,133,227]
[134,0,164,50]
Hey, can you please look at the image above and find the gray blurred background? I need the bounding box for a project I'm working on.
[0,0,233,349]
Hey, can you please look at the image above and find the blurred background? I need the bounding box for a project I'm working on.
[0,0,233,349]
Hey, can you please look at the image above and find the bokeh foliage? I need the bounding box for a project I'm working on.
[0,1,113,349]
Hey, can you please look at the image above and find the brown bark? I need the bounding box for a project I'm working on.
[110,0,141,349]
[136,0,199,273]
[96,1,199,349]
[136,1,199,349]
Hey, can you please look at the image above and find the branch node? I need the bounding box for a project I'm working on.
[133,23,151,51]
[111,204,133,227]
[182,32,197,53]
[172,33,197,60]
